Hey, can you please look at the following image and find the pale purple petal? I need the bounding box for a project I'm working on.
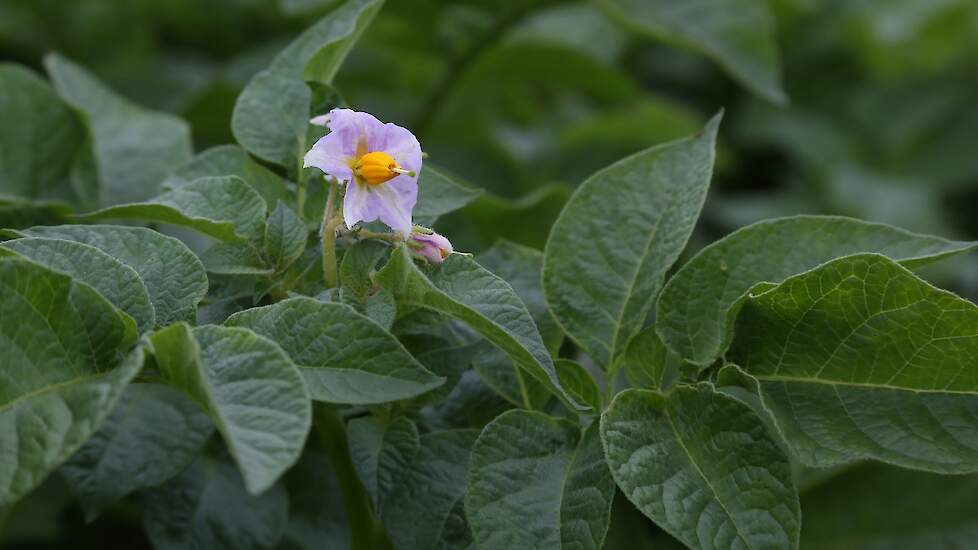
[366,181,415,235]
[380,123,423,174]
[343,180,371,230]
[327,109,387,156]
[309,114,330,126]
[304,132,353,182]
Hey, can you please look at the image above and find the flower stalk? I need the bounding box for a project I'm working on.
[321,177,340,289]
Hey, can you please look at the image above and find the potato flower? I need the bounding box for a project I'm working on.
[304,109,421,235]
[409,229,453,264]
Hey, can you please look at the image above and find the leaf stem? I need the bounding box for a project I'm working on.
[321,179,339,288]
[314,404,380,550]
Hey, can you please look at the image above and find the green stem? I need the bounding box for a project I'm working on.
[321,180,339,289]
[314,404,380,550]
[296,143,307,219]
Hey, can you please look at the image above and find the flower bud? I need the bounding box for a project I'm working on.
[410,230,453,264]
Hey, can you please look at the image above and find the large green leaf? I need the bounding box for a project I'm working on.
[347,415,420,514]
[466,412,614,550]
[725,253,978,473]
[162,144,293,210]
[543,114,720,369]
[0,257,140,505]
[656,216,978,366]
[226,297,444,405]
[800,463,978,549]
[1,237,155,333]
[377,245,585,411]
[595,0,786,104]
[414,165,483,226]
[143,454,288,550]
[76,176,267,243]
[149,323,311,494]
[381,429,480,550]
[0,64,83,201]
[59,384,213,520]
[14,224,208,325]
[600,386,800,550]
[44,54,192,205]
[232,0,384,167]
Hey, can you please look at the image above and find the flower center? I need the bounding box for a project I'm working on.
[355,151,408,186]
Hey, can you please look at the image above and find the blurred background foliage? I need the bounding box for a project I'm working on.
[2,0,978,548]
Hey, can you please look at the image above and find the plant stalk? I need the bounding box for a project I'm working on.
[321,179,339,288]
[314,404,380,550]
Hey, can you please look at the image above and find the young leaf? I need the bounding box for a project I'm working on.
[162,144,293,209]
[232,0,384,167]
[347,415,420,514]
[543,113,720,369]
[264,202,307,271]
[76,176,267,243]
[339,239,389,298]
[59,384,213,521]
[726,253,978,473]
[142,454,288,550]
[377,245,587,411]
[149,323,311,494]
[601,385,800,550]
[13,224,208,325]
[595,0,786,104]
[413,165,483,226]
[44,53,192,205]
[1,237,155,333]
[466,412,614,550]
[0,64,84,201]
[226,297,444,405]
[554,359,602,412]
[381,429,480,550]
[0,257,140,505]
[620,327,669,390]
[656,216,978,366]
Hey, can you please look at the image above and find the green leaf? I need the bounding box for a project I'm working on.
[462,184,573,250]
[162,144,293,210]
[657,215,978,366]
[620,327,669,390]
[543,114,721,369]
[59,384,213,521]
[414,165,483,226]
[554,359,601,412]
[800,462,978,549]
[381,429,480,550]
[0,257,140,505]
[200,243,273,276]
[595,0,786,104]
[600,385,800,550]
[478,239,562,354]
[76,176,267,243]
[377,245,586,411]
[347,415,419,513]
[339,239,389,298]
[226,297,444,405]
[1,237,155,334]
[725,253,978,473]
[0,64,84,201]
[14,224,208,325]
[265,202,307,271]
[0,195,73,230]
[466,412,614,550]
[44,53,192,205]
[143,454,288,550]
[149,323,311,494]
[472,343,552,410]
[231,0,384,167]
